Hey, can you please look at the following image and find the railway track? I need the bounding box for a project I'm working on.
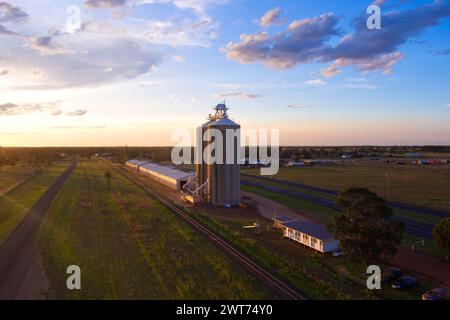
[116,167,307,300]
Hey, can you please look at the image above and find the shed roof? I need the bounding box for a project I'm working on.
[126,159,149,166]
[272,215,297,223]
[140,162,195,181]
[283,221,335,240]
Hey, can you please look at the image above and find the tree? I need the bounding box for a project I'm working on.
[104,171,112,190]
[328,187,404,263]
[433,218,450,260]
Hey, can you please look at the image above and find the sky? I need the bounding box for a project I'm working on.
[0,0,449,146]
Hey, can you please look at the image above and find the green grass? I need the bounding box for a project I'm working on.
[0,165,36,195]
[0,161,71,245]
[242,165,450,211]
[241,184,338,223]
[242,176,442,226]
[241,183,441,257]
[185,211,426,300]
[38,160,276,299]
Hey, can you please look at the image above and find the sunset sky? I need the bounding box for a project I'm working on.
[0,0,450,146]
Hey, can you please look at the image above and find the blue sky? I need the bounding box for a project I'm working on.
[0,0,449,146]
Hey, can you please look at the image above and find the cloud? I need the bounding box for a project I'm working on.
[436,48,450,55]
[0,2,28,36]
[48,125,107,129]
[0,70,8,75]
[225,2,450,76]
[85,0,127,9]
[26,36,70,55]
[67,109,88,116]
[173,55,186,62]
[51,109,63,116]
[287,104,315,109]
[259,7,283,27]
[0,0,221,91]
[0,2,28,23]
[140,81,158,87]
[224,13,341,69]
[304,79,326,86]
[0,101,61,116]
[213,92,261,99]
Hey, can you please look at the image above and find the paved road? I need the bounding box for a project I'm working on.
[242,179,435,240]
[242,174,450,219]
[0,159,77,300]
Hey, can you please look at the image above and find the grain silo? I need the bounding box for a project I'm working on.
[197,102,241,207]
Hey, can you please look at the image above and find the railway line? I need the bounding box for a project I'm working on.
[116,166,307,301]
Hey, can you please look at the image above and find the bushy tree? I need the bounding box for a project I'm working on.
[328,187,404,263]
[433,218,450,260]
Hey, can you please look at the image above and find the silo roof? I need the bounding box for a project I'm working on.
[210,117,239,126]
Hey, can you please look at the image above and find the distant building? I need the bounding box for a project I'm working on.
[281,221,339,253]
[405,152,421,158]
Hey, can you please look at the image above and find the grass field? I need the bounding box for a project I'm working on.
[0,161,71,246]
[38,160,275,299]
[0,165,36,195]
[242,164,450,211]
[187,209,429,300]
[240,183,441,257]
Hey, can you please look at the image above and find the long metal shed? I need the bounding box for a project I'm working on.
[125,159,150,170]
[139,162,195,190]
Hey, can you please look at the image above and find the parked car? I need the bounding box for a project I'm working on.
[422,288,448,300]
[381,267,403,284]
[391,276,417,289]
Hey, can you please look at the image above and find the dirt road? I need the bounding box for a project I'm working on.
[0,160,77,300]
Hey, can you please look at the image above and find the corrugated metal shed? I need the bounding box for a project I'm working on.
[273,215,298,224]
[126,160,149,167]
[140,163,194,180]
[283,221,334,240]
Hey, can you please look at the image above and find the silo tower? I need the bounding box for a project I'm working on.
[196,102,241,207]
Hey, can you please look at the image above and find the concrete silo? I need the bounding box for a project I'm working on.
[196,103,241,207]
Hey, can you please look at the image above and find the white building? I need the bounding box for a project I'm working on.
[282,221,339,253]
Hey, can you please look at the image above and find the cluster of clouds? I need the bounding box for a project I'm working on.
[224,1,450,76]
[0,101,87,117]
[213,91,261,100]
[0,0,223,90]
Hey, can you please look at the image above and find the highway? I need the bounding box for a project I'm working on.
[241,178,436,240]
[242,174,450,219]
[117,167,307,300]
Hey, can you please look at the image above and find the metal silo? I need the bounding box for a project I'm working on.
[203,103,241,207]
[195,117,212,203]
